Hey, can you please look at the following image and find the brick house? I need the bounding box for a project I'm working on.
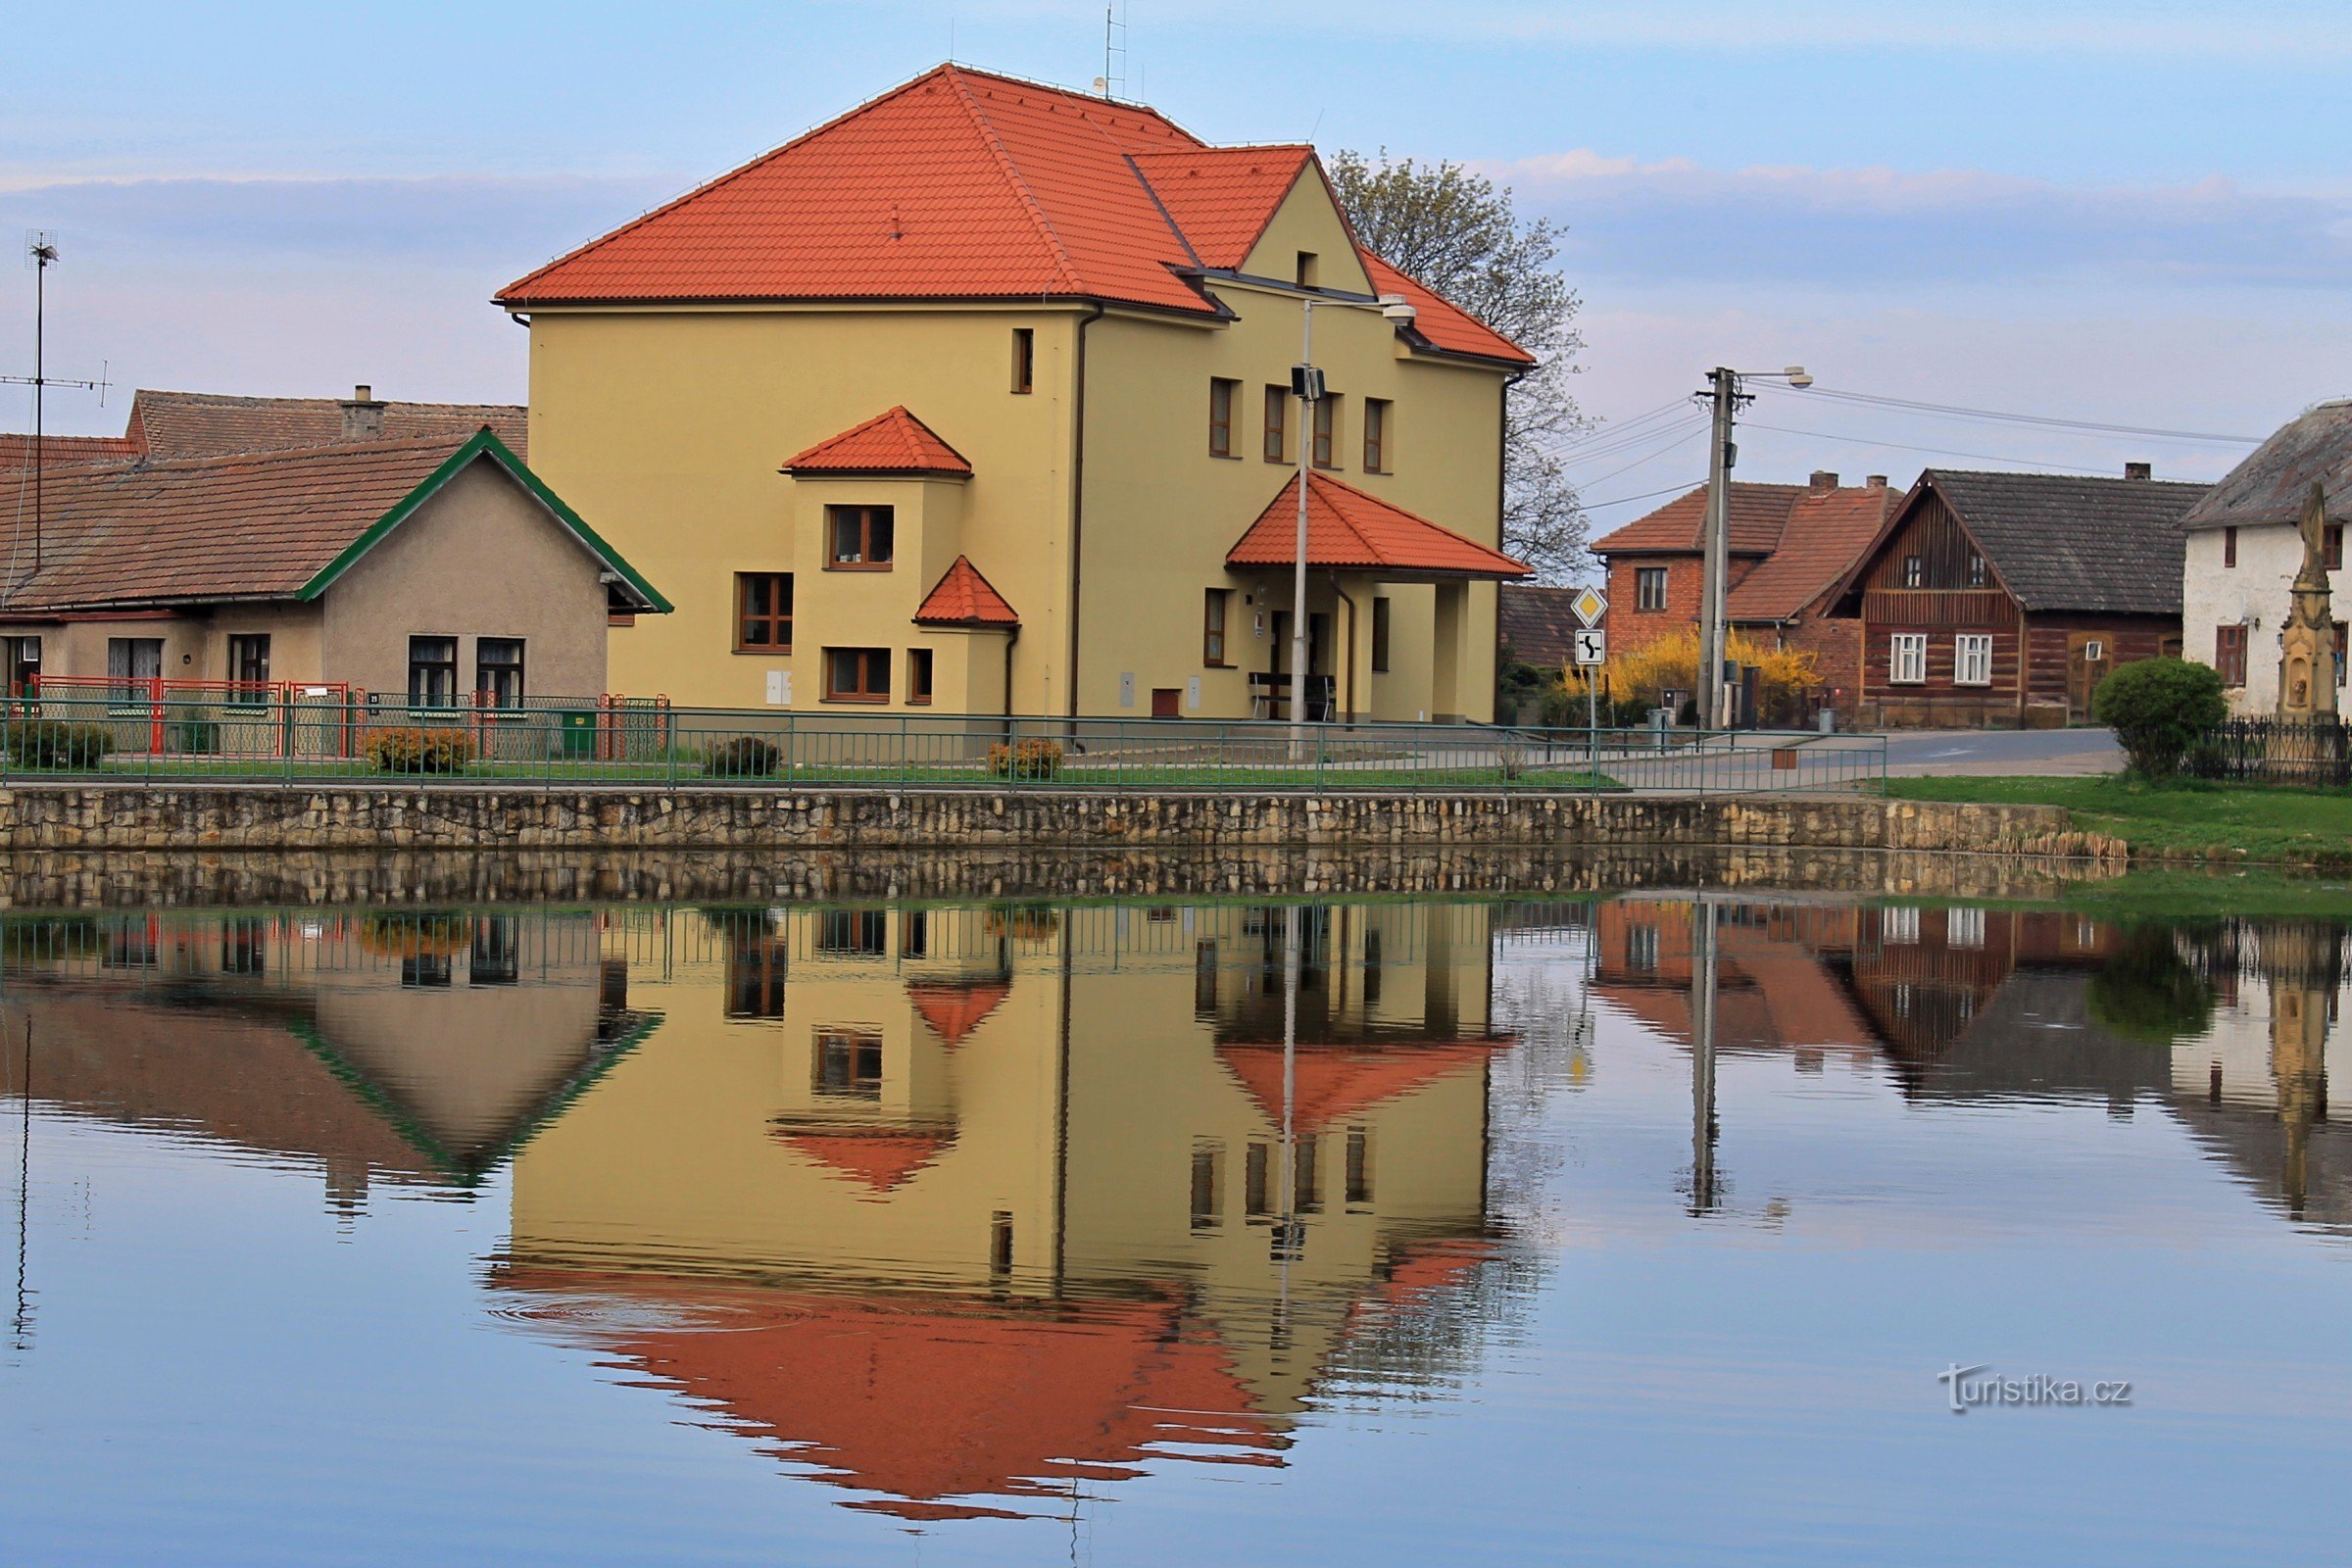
[2,385,527,468]
[1591,471,1896,712]
[1827,466,2204,728]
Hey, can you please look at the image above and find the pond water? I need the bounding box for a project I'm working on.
[1,888,2347,1564]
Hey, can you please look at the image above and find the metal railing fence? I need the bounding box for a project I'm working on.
[0,693,1887,795]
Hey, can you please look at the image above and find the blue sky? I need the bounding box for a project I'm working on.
[4,0,2347,509]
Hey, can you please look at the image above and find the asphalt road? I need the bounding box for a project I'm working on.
[1879,726,2124,777]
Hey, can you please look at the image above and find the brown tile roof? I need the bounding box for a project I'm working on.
[1497,584,1586,666]
[497,64,1531,368]
[1591,482,1805,556]
[1908,468,2207,616]
[785,406,971,476]
[128,388,526,461]
[1725,483,1901,622]
[912,555,1019,626]
[0,438,470,612]
[2179,399,2352,532]
[0,433,142,469]
[1227,471,1530,578]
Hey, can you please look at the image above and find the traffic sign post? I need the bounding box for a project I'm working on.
[1572,628,1606,666]
[1565,590,1609,769]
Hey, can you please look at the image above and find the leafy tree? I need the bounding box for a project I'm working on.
[2088,925,2216,1046]
[2092,657,2227,780]
[1328,151,1590,581]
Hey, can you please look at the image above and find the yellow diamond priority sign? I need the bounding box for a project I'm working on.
[1570,585,1607,627]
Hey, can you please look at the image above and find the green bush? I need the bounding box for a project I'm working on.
[705,735,781,778]
[2088,925,2216,1045]
[168,718,220,755]
[4,720,114,768]
[2092,657,2227,780]
[368,726,475,774]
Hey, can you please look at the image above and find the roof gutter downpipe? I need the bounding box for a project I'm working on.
[1065,301,1106,724]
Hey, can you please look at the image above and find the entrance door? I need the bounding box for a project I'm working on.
[3,636,39,699]
[2067,632,2109,721]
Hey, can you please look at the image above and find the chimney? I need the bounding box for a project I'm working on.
[2125,461,2153,480]
[1808,469,1839,491]
[1866,474,1887,489]
[340,384,385,442]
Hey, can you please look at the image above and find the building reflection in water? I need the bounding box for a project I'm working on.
[490,898,1518,1522]
[1592,897,2352,1229]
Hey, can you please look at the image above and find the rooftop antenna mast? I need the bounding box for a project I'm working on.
[4,234,111,582]
[1094,3,1128,99]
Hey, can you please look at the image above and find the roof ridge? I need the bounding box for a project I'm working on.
[43,432,482,480]
[1304,468,1531,564]
[1122,153,1204,269]
[941,65,1086,294]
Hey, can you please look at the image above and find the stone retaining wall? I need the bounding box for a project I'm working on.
[0,783,2114,860]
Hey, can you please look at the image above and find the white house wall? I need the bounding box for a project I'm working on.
[2181,522,2350,714]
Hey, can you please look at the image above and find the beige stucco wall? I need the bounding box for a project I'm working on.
[319,456,612,702]
[518,167,1513,721]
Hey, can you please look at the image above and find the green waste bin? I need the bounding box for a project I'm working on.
[559,710,597,760]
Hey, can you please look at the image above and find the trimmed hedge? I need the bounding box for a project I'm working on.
[988,738,1064,779]
[368,726,475,774]
[705,735,782,778]
[2093,657,2227,781]
[4,720,115,768]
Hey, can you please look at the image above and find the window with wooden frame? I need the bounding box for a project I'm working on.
[823,646,890,703]
[1203,588,1231,666]
[735,571,793,652]
[906,647,934,705]
[1362,398,1391,472]
[1262,385,1288,463]
[1888,632,1928,685]
[1208,378,1239,458]
[1295,250,1319,288]
[407,635,458,709]
[226,634,270,704]
[812,1030,884,1099]
[1953,632,1993,687]
[818,908,887,955]
[1371,597,1392,672]
[474,638,525,708]
[826,505,895,568]
[2329,525,2344,571]
[1312,394,1342,468]
[2215,623,2247,687]
[1902,554,1925,589]
[2223,526,2237,567]
[1966,552,1988,588]
[1010,327,1035,393]
[1636,566,1669,612]
[2336,622,2348,687]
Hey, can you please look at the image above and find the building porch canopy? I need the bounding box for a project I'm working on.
[1224,471,1531,582]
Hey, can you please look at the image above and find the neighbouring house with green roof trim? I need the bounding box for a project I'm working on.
[0,426,667,706]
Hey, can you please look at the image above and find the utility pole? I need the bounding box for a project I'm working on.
[1290,300,1318,758]
[4,234,107,594]
[1689,899,1720,1216]
[1696,367,1740,733]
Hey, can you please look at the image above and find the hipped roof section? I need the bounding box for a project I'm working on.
[497,64,1531,368]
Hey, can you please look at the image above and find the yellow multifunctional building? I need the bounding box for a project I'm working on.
[498,64,1532,722]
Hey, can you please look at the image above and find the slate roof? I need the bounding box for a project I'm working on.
[1911,468,2208,616]
[1497,584,1585,666]
[127,389,526,461]
[1226,471,1529,578]
[497,64,1530,367]
[785,406,971,476]
[912,556,1019,626]
[2179,400,2352,532]
[0,432,662,614]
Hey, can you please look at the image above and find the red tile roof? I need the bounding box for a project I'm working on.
[913,555,1020,626]
[499,64,1532,368]
[774,1125,957,1195]
[1724,483,1900,621]
[1215,1037,1507,1134]
[0,433,142,469]
[127,389,525,461]
[1226,470,1530,578]
[783,405,970,475]
[0,431,662,614]
[1591,481,1805,556]
[1127,144,1313,267]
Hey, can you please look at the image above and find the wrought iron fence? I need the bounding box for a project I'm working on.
[0,693,1886,795]
[2185,716,2351,787]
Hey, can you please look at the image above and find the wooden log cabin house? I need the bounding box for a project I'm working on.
[1827,466,2206,728]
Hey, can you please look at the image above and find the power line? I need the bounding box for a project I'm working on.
[1558,409,1708,466]
[1753,381,2263,445]
[1737,419,2085,472]
[1557,396,1694,454]
[1572,421,1708,489]
[1580,476,1708,513]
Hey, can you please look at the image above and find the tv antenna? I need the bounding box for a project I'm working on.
[4,233,112,582]
[1093,3,1128,100]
